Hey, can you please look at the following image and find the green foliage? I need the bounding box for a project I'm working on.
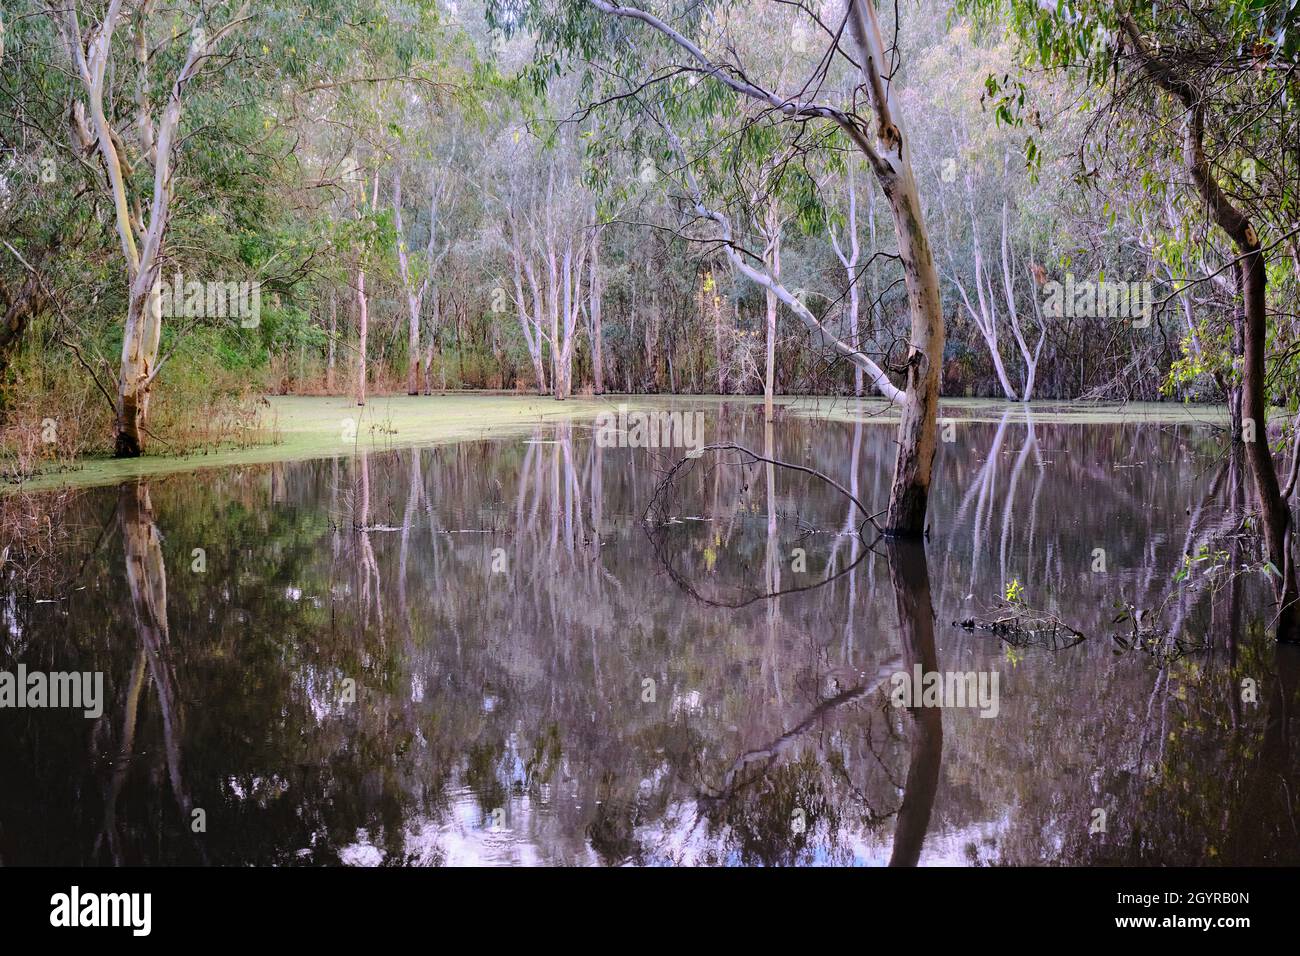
[1165,319,1235,396]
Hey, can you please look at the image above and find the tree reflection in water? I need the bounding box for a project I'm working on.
[0,402,1295,865]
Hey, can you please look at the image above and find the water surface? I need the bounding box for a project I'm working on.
[2,400,1296,865]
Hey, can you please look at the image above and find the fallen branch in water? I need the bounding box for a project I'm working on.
[954,600,1212,662]
[953,606,1086,652]
[640,441,887,609]
[644,441,885,536]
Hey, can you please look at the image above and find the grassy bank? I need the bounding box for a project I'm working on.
[6,394,630,493]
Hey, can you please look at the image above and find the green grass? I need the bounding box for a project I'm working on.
[8,394,634,493]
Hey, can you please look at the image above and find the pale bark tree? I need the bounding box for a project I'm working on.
[554,225,591,399]
[326,289,337,392]
[392,162,447,395]
[940,131,1017,400]
[507,207,550,394]
[829,162,905,401]
[940,139,1045,402]
[50,0,249,456]
[588,218,606,394]
[355,169,379,407]
[704,266,725,393]
[503,156,593,399]
[589,0,945,533]
[830,165,864,398]
[760,200,782,421]
[999,201,1045,401]
[948,220,1018,400]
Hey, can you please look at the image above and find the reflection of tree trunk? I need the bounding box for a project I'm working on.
[885,538,943,867]
[843,422,864,660]
[764,418,783,709]
[590,437,604,561]
[1229,645,1300,863]
[399,448,422,638]
[94,647,146,865]
[1227,451,1245,665]
[999,407,1036,585]
[951,409,1012,592]
[354,454,383,631]
[118,482,202,858]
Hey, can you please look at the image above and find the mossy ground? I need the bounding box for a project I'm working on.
[9,394,623,493]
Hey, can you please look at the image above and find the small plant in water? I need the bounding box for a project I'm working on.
[1004,578,1025,604]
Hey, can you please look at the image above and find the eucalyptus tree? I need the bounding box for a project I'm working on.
[963,0,1300,638]
[29,0,475,442]
[496,112,598,399]
[827,158,905,401]
[392,130,454,396]
[905,21,1058,403]
[385,17,482,395]
[44,0,255,456]
[503,0,948,535]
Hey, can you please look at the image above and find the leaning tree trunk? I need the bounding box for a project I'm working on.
[879,187,945,536]
[53,4,244,457]
[587,0,944,533]
[1239,250,1299,641]
[845,0,944,536]
[1121,16,1298,641]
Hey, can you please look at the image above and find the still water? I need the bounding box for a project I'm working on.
[2,400,1297,865]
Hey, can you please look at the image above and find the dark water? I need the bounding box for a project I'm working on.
[2,401,1297,866]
